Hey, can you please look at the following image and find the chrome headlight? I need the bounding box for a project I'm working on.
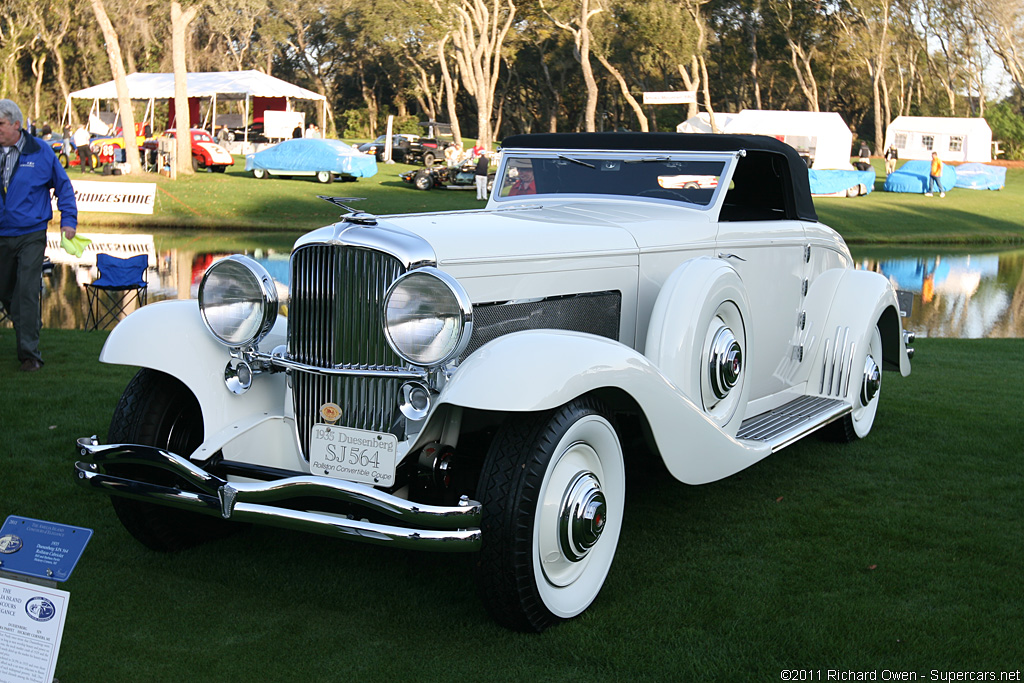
[384,267,472,367]
[199,255,278,347]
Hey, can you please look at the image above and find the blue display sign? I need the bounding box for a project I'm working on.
[0,516,93,582]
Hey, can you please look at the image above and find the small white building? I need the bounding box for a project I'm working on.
[884,116,992,163]
[678,109,854,170]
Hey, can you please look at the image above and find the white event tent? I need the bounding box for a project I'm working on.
[678,109,854,169]
[883,116,992,163]
[65,70,327,142]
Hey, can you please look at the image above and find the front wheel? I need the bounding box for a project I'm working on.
[252,168,268,179]
[58,152,69,169]
[316,170,333,184]
[475,397,625,632]
[422,152,436,167]
[413,169,433,191]
[106,369,242,551]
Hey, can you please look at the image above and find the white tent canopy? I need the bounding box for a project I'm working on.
[884,116,992,163]
[66,70,327,141]
[677,109,854,169]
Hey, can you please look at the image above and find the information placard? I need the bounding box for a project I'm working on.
[0,578,69,683]
[0,517,92,583]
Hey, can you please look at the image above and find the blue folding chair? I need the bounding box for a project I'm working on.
[85,253,149,330]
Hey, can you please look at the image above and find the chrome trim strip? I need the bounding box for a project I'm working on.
[257,352,428,380]
[74,438,481,552]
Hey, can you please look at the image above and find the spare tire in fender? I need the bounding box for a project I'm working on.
[644,257,752,436]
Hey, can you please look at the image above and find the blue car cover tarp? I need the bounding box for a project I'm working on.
[808,169,876,195]
[953,163,1006,190]
[883,159,957,193]
[245,138,378,178]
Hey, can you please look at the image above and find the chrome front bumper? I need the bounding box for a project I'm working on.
[73,437,481,552]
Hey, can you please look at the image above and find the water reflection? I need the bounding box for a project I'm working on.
[854,248,1024,338]
[9,232,291,332]
[8,232,1022,339]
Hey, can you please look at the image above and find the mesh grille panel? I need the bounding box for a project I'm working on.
[461,291,621,360]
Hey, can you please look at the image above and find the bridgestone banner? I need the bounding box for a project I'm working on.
[53,181,157,215]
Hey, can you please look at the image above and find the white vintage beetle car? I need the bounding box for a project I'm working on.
[75,132,913,632]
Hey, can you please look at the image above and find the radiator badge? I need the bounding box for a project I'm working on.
[319,402,342,425]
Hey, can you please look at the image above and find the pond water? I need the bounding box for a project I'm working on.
[851,247,1023,338]
[8,232,1023,339]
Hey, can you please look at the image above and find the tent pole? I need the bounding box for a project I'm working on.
[244,95,250,144]
[212,93,217,134]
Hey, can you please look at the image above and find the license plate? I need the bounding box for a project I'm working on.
[308,424,397,487]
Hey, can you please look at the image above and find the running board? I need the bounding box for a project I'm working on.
[736,396,850,452]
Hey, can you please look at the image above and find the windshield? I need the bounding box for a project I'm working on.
[494,153,728,207]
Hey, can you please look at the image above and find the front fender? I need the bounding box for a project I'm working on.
[437,330,770,485]
[99,300,289,437]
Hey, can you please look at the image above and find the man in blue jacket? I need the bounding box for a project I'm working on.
[0,99,78,372]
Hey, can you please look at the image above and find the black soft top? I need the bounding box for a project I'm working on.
[501,132,818,222]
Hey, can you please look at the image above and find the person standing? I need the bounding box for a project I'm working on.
[856,141,871,171]
[72,123,93,173]
[926,151,945,197]
[0,99,78,372]
[884,145,898,175]
[474,152,490,201]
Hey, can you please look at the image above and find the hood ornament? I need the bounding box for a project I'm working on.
[317,196,377,226]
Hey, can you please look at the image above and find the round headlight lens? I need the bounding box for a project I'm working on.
[199,255,278,347]
[384,268,472,367]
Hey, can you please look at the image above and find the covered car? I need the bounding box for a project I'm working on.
[245,138,378,183]
[953,163,1006,190]
[884,159,957,193]
[809,168,876,197]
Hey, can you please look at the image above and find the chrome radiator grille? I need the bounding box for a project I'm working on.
[288,245,408,459]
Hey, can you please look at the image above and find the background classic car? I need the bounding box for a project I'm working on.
[75,132,912,633]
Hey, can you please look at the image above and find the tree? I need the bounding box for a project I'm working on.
[430,0,517,148]
[170,1,199,176]
[541,0,603,131]
[90,0,142,175]
[972,0,1024,99]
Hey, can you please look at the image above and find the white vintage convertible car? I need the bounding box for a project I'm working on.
[75,132,913,632]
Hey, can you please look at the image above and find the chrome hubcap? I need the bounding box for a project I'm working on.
[558,472,606,562]
[861,355,881,406]
[709,327,743,399]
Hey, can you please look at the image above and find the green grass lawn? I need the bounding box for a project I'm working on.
[1,333,1021,679]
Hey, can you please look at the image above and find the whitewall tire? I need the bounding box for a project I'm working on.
[476,397,625,632]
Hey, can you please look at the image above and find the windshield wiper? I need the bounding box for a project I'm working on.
[558,154,595,169]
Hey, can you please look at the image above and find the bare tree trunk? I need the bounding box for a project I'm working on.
[171,1,199,177]
[594,53,648,131]
[90,0,142,175]
[437,34,463,147]
[747,14,762,110]
[31,52,45,122]
[541,0,602,132]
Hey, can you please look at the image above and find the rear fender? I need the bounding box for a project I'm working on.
[802,269,911,388]
[436,330,770,485]
[99,300,289,436]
